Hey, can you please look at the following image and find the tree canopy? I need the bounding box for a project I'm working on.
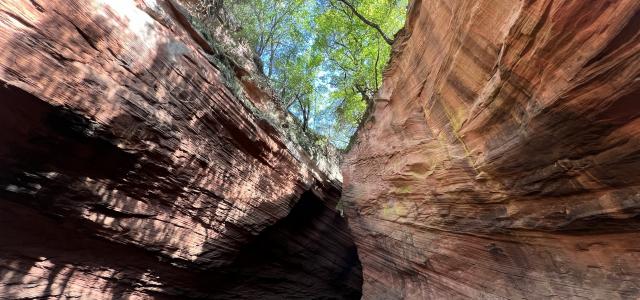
[200,0,407,148]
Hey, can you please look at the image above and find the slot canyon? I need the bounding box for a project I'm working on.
[0,0,639,299]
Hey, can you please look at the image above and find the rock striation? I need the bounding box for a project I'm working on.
[343,0,640,299]
[0,0,360,298]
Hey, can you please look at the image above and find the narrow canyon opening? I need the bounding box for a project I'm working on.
[1,0,639,299]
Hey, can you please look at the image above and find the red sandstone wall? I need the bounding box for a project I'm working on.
[343,0,640,298]
[0,0,360,298]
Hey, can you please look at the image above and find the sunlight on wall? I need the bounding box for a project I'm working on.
[93,0,159,72]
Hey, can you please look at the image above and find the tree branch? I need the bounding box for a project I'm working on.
[334,0,394,45]
[374,38,380,88]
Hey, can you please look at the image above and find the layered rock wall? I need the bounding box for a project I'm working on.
[0,0,360,298]
[343,0,640,298]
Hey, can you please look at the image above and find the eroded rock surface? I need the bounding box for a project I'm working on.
[0,0,360,298]
[343,0,640,299]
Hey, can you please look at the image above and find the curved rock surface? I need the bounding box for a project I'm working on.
[0,0,360,298]
[343,0,640,299]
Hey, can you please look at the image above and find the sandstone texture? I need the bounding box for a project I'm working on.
[343,0,640,299]
[0,0,360,298]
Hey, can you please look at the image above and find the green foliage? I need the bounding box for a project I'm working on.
[221,0,407,148]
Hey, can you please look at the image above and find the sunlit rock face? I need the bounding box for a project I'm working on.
[0,0,360,298]
[343,0,640,298]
